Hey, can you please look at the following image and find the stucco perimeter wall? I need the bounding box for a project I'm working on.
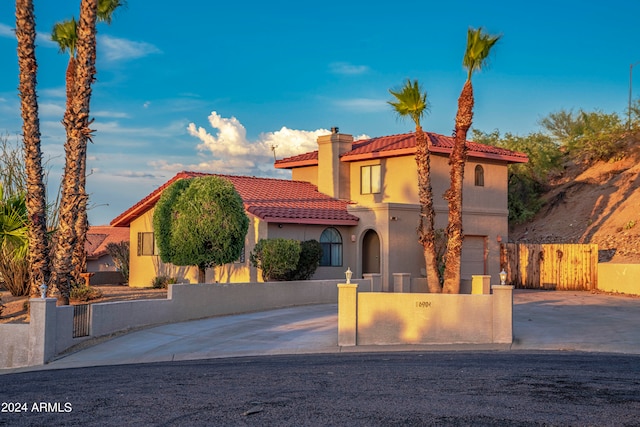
[598,264,640,295]
[338,284,513,346]
[1,279,369,370]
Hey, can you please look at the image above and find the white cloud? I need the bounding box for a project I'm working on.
[329,62,370,75]
[39,102,65,118]
[181,112,331,174]
[0,23,13,38]
[39,87,66,98]
[92,110,130,119]
[98,35,161,62]
[334,97,389,113]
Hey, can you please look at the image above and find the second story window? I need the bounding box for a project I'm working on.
[474,165,485,187]
[361,164,381,194]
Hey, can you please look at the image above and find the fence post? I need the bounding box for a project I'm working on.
[491,285,513,344]
[28,298,58,365]
[337,283,358,346]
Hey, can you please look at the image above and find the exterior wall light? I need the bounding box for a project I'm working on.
[40,283,47,299]
[499,269,507,286]
[345,267,353,284]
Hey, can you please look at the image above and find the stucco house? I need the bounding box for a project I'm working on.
[111,129,527,289]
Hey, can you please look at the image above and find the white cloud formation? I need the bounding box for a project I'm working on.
[39,102,66,118]
[335,98,389,113]
[0,23,13,38]
[98,35,161,62]
[329,62,370,75]
[180,112,332,174]
[92,110,130,119]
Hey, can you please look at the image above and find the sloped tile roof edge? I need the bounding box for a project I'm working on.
[110,171,359,227]
[274,131,529,168]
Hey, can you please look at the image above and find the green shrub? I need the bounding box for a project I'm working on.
[151,275,177,289]
[250,238,301,281]
[70,286,103,302]
[285,240,323,281]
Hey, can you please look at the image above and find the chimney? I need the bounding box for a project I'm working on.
[317,127,353,199]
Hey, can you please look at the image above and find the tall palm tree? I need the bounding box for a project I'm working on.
[389,79,442,293]
[15,0,51,297]
[442,27,500,294]
[51,0,124,303]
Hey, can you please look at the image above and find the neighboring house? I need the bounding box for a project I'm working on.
[86,225,130,272]
[111,129,527,289]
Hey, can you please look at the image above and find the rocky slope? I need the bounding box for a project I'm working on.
[509,141,640,263]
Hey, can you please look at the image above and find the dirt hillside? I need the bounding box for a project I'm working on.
[510,141,640,263]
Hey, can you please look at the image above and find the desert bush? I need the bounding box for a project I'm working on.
[105,241,130,282]
[250,238,301,281]
[284,240,323,281]
[151,275,177,289]
[70,286,103,302]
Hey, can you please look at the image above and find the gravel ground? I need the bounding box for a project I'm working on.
[1,351,639,426]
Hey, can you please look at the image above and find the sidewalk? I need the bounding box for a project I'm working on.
[28,290,640,370]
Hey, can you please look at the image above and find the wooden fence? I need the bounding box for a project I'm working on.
[500,243,598,290]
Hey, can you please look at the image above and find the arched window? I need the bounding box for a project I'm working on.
[320,227,342,266]
[474,165,485,187]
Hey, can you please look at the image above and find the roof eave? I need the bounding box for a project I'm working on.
[274,159,318,169]
[261,217,359,226]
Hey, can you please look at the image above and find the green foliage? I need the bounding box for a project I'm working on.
[472,129,563,223]
[285,240,323,281]
[153,176,249,278]
[151,275,176,289]
[0,187,30,296]
[70,285,103,302]
[388,79,429,126]
[250,238,301,281]
[539,109,626,162]
[105,241,130,282]
[463,27,501,80]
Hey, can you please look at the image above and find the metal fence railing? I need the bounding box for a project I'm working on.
[73,304,91,338]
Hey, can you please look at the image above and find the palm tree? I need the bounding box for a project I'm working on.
[389,79,442,293]
[442,27,500,294]
[51,0,124,303]
[15,0,51,297]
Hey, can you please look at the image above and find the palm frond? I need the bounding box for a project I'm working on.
[51,18,78,57]
[463,27,501,80]
[388,79,429,127]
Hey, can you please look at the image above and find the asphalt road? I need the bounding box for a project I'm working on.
[1,351,639,426]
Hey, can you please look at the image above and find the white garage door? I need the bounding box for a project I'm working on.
[461,236,486,280]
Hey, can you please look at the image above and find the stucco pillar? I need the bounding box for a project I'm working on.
[337,283,358,346]
[393,273,411,293]
[472,275,491,294]
[28,298,58,365]
[491,285,513,344]
[363,273,382,292]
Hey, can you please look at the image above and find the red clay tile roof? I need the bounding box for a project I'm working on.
[274,131,528,168]
[86,226,130,259]
[110,171,359,227]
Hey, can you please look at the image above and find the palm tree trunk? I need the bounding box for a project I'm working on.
[15,0,51,297]
[51,0,98,304]
[415,127,442,292]
[443,80,474,294]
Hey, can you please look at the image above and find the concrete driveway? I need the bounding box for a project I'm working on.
[30,290,640,371]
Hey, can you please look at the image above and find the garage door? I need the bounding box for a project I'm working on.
[461,236,486,280]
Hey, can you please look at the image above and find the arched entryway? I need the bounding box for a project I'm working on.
[362,229,380,274]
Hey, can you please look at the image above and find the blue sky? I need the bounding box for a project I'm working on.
[1,0,639,225]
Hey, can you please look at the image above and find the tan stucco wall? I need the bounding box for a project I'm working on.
[597,263,640,295]
[337,283,513,346]
[291,165,318,186]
